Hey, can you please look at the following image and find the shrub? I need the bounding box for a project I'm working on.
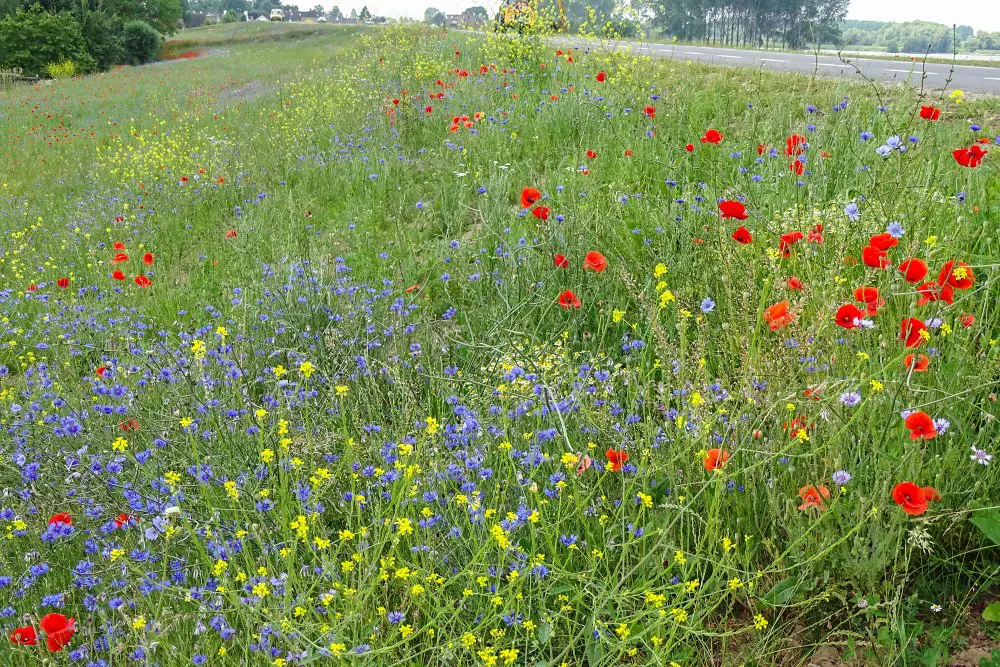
[123,20,161,65]
[80,9,126,71]
[46,59,76,79]
[0,8,93,78]
[223,10,237,23]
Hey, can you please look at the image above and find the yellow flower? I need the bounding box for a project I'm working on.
[400,624,413,638]
[499,648,520,665]
[612,309,626,323]
[252,582,270,597]
[410,584,425,595]
[299,361,315,378]
[753,613,768,630]
[215,326,228,339]
[653,263,667,278]
[425,416,439,436]
[291,515,309,539]
[260,449,274,463]
[273,365,287,378]
[674,550,686,565]
[329,643,346,655]
[111,437,128,452]
[461,632,477,647]
[335,385,349,396]
[637,492,652,509]
[132,615,147,630]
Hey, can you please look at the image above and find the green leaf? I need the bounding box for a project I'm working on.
[537,621,552,644]
[761,577,807,606]
[983,602,1000,622]
[970,510,1000,546]
[584,616,604,666]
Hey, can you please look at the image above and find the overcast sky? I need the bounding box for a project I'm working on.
[324,0,1000,32]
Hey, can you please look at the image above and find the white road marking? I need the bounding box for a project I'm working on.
[985,77,1000,80]
[685,51,704,55]
[717,55,742,59]
[817,63,850,67]
[760,58,788,62]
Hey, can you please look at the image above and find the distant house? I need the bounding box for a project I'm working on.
[446,13,462,27]
[460,10,485,27]
[299,10,320,23]
[282,5,301,21]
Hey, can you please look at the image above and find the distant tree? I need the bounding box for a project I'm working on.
[310,3,322,13]
[349,6,356,19]
[122,18,160,63]
[463,5,487,21]
[423,5,443,25]
[358,4,369,20]
[0,7,95,76]
[328,4,341,19]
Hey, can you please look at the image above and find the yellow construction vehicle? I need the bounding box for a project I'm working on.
[494,0,567,33]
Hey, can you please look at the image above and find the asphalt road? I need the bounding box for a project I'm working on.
[562,38,1000,93]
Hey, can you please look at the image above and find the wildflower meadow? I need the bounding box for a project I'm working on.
[1,22,999,666]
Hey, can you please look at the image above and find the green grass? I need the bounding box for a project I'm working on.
[0,23,998,666]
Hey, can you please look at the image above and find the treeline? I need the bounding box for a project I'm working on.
[842,20,1000,53]
[0,0,182,78]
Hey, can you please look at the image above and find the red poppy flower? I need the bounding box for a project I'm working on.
[937,260,974,290]
[700,128,723,144]
[9,625,37,645]
[953,145,987,168]
[48,513,72,526]
[553,254,569,269]
[892,481,938,515]
[643,105,656,118]
[558,290,581,310]
[731,226,752,244]
[916,281,954,306]
[96,366,107,378]
[142,253,154,265]
[764,300,795,331]
[900,317,926,348]
[779,231,804,255]
[835,304,864,328]
[111,252,128,264]
[789,160,804,175]
[115,513,137,527]
[532,206,550,221]
[897,258,928,283]
[404,284,420,293]
[586,149,597,159]
[787,276,804,291]
[703,447,729,471]
[56,277,69,288]
[904,411,936,440]
[224,229,238,239]
[718,200,748,220]
[120,418,139,432]
[961,313,976,328]
[919,105,941,120]
[797,484,831,511]
[853,286,885,316]
[623,149,633,156]
[757,143,769,155]
[861,245,889,269]
[113,241,126,250]
[595,71,606,82]
[40,613,75,652]
[520,186,541,208]
[685,143,694,152]
[785,134,806,156]
[605,448,628,472]
[904,353,930,372]
[869,233,898,251]
[134,275,151,288]
[583,251,607,272]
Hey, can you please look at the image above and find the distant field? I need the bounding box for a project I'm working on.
[0,22,998,666]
